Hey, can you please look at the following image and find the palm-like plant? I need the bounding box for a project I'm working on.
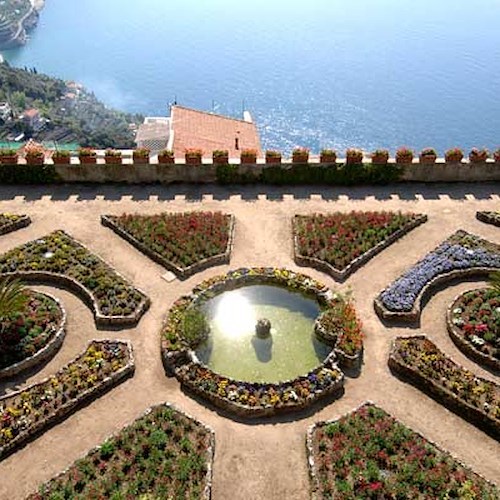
[489,271,500,295]
[0,277,28,323]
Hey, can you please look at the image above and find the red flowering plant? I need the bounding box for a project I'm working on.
[345,148,363,165]
[469,147,489,163]
[445,147,464,163]
[395,146,414,164]
[494,148,500,163]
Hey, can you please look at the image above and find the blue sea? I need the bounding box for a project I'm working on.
[3,0,500,153]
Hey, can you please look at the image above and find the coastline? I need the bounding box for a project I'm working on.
[0,0,45,50]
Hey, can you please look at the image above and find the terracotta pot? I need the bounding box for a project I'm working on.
[419,155,436,165]
[79,156,96,164]
[133,154,149,164]
[105,156,122,165]
[265,156,281,165]
[320,154,336,164]
[395,157,413,165]
[26,156,44,165]
[213,155,229,165]
[371,155,388,165]
[292,154,309,164]
[185,155,202,165]
[52,156,70,165]
[158,155,175,164]
[240,154,257,164]
[445,155,463,163]
[0,155,18,165]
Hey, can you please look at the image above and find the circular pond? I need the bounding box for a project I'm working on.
[195,285,331,382]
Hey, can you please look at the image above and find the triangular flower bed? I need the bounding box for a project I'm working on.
[307,402,498,498]
[293,211,427,280]
[476,211,500,227]
[102,211,234,279]
[0,213,31,236]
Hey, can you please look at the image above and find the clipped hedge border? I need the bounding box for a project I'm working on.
[306,401,498,500]
[0,292,66,380]
[446,289,500,373]
[388,335,499,439]
[375,267,496,322]
[29,403,215,500]
[476,211,500,228]
[0,215,31,236]
[0,340,135,461]
[101,214,235,280]
[293,213,428,281]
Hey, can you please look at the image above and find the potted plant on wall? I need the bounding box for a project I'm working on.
[494,148,500,164]
[468,148,489,163]
[371,149,389,165]
[319,149,336,164]
[0,148,18,165]
[265,150,281,164]
[78,147,97,164]
[240,149,257,164]
[24,142,45,165]
[419,147,437,165]
[395,147,414,164]
[345,148,363,165]
[104,149,122,165]
[292,147,309,164]
[52,149,71,165]
[213,149,229,165]
[185,148,203,165]
[158,149,175,164]
[445,147,463,163]
[133,147,150,164]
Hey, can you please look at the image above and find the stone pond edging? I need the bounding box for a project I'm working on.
[0,215,31,236]
[0,340,135,461]
[446,290,500,373]
[293,214,428,281]
[0,292,66,380]
[476,211,500,228]
[101,214,235,280]
[388,335,499,439]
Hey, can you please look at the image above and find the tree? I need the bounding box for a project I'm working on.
[0,277,28,324]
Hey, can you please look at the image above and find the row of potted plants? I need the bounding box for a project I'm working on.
[0,230,149,323]
[293,211,426,279]
[476,211,500,228]
[389,336,499,438]
[0,340,134,460]
[376,230,500,320]
[29,404,214,499]
[101,211,233,278]
[308,402,498,499]
[0,213,31,236]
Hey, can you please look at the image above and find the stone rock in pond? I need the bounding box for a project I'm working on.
[255,318,271,338]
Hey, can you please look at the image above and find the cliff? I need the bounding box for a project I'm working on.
[0,0,44,50]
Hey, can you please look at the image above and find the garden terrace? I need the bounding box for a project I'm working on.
[477,211,500,227]
[388,336,500,439]
[375,230,500,322]
[0,213,31,236]
[447,288,500,373]
[101,211,234,279]
[293,211,427,280]
[0,340,134,460]
[0,230,150,326]
[29,404,214,499]
[0,291,66,379]
[161,267,363,417]
[307,403,498,499]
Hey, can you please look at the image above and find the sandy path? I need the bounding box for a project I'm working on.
[0,183,498,499]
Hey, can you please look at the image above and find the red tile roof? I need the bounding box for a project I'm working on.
[171,105,262,159]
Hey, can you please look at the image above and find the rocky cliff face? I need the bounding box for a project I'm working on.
[0,1,43,49]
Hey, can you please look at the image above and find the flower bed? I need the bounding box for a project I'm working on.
[477,211,500,228]
[307,402,498,499]
[102,212,234,279]
[0,213,31,236]
[0,230,150,326]
[0,340,134,461]
[0,291,66,379]
[388,336,499,439]
[161,267,364,417]
[29,403,214,500]
[375,230,500,322]
[293,212,427,281]
[447,288,499,372]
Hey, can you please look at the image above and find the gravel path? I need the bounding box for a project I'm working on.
[0,183,498,499]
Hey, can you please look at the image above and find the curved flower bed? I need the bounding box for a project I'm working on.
[29,404,214,500]
[0,291,66,379]
[161,267,364,417]
[307,402,498,499]
[0,230,150,326]
[375,230,500,322]
[0,340,134,460]
[0,214,31,236]
[447,288,499,372]
[293,211,427,280]
[102,211,234,279]
[477,211,500,227]
[388,336,499,439]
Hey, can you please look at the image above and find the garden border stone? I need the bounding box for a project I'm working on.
[0,215,31,236]
[0,291,67,380]
[388,335,499,439]
[446,289,500,373]
[0,339,135,461]
[293,213,428,281]
[29,402,215,500]
[101,213,235,280]
[306,401,498,500]
[476,211,500,228]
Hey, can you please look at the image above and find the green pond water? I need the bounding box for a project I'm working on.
[195,285,331,383]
